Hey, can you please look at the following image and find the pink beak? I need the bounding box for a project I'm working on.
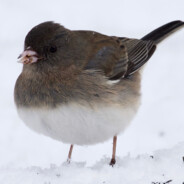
[18,47,40,64]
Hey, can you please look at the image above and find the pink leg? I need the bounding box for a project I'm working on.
[67,144,74,163]
[109,136,117,166]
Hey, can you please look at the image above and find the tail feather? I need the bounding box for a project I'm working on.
[141,20,184,44]
[124,20,184,77]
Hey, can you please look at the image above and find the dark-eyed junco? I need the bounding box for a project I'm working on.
[14,20,184,166]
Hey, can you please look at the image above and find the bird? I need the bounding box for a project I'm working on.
[14,20,184,166]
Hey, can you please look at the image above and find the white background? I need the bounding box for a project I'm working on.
[0,0,184,183]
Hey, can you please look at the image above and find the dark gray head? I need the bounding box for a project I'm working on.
[18,21,70,67]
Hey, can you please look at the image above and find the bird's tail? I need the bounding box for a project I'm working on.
[141,20,184,44]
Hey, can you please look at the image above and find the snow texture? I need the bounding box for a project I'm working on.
[0,143,184,184]
[0,0,184,184]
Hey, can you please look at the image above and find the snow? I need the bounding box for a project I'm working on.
[0,0,184,183]
[1,143,184,184]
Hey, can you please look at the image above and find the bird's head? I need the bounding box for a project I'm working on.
[18,22,70,67]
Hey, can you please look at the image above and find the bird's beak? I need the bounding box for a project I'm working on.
[17,47,41,64]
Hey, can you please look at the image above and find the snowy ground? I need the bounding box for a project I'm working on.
[1,143,184,184]
[0,0,184,184]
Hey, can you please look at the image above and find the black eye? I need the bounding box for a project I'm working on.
[49,46,57,53]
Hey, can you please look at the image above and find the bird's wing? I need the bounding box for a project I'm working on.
[85,36,156,79]
[120,38,156,77]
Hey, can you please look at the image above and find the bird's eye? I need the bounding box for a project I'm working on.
[49,46,57,53]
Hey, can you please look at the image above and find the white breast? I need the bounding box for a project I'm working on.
[17,103,139,145]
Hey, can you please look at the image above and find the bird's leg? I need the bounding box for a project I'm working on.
[109,136,117,166]
[67,144,74,163]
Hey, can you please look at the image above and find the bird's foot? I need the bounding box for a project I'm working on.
[109,158,116,167]
[67,158,71,164]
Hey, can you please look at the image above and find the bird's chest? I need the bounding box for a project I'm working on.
[14,75,74,107]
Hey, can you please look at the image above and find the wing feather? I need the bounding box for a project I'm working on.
[84,34,156,80]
